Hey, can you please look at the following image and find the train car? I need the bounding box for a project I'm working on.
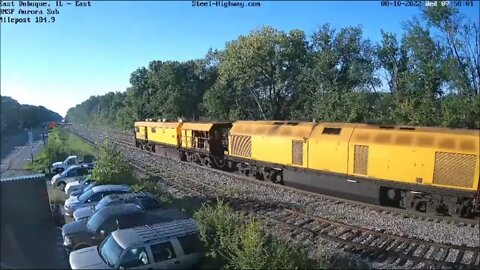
[134,120,183,159]
[47,122,58,130]
[226,121,480,217]
[135,119,480,217]
[134,120,232,164]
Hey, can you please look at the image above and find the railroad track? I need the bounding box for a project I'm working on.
[68,126,480,269]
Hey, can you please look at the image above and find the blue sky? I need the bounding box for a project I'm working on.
[1,0,478,117]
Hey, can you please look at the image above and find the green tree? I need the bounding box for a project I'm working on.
[422,5,479,128]
[91,140,137,185]
[204,27,310,120]
[395,20,444,126]
[302,24,379,122]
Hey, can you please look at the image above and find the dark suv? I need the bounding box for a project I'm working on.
[72,192,162,221]
[62,204,188,252]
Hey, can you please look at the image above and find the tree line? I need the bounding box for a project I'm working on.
[66,6,479,129]
[1,96,62,135]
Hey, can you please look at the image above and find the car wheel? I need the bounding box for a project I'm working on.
[57,182,66,191]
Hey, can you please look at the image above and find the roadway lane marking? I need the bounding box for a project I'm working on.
[1,140,43,175]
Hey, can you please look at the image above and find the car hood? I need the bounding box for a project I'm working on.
[51,174,62,183]
[69,246,110,269]
[66,180,81,189]
[52,162,63,167]
[73,207,94,221]
[69,189,84,197]
[65,196,80,207]
[62,219,89,236]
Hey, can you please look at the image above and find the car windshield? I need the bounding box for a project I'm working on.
[86,210,105,232]
[95,196,113,211]
[81,178,91,185]
[83,183,95,192]
[78,189,94,202]
[60,168,71,177]
[99,235,124,268]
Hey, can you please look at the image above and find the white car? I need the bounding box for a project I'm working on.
[65,177,94,196]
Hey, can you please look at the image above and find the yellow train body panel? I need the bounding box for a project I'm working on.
[135,121,182,147]
[134,122,148,141]
[229,121,479,193]
[348,126,480,192]
[307,123,359,175]
[229,121,315,167]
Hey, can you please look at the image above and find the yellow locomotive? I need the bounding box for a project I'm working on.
[134,120,480,218]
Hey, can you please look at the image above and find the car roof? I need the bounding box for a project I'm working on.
[91,184,131,193]
[104,191,154,201]
[95,203,142,218]
[64,164,82,171]
[113,218,198,249]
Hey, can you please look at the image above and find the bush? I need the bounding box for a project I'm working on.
[25,128,96,173]
[194,200,327,269]
[91,140,137,185]
[131,181,173,206]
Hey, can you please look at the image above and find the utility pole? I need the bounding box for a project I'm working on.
[28,129,34,162]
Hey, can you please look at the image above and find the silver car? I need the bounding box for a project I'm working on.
[51,164,93,191]
[69,218,204,269]
[64,185,131,216]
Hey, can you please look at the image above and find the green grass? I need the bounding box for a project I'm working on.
[24,128,96,173]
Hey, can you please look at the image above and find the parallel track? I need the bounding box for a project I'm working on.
[68,126,480,269]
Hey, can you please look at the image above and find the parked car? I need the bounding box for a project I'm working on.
[73,192,162,221]
[69,218,203,269]
[64,185,131,216]
[68,181,98,198]
[51,155,94,174]
[62,204,188,252]
[51,164,94,191]
[65,177,94,196]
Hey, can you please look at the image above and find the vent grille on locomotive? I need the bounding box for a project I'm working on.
[292,140,303,166]
[433,152,476,188]
[354,145,369,175]
[231,135,252,157]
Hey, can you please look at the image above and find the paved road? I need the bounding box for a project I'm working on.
[1,129,46,178]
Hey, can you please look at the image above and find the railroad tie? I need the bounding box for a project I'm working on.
[296,218,315,227]
[454,250,464,265]
[316,223,332,234]
[383,240,405,264]
[396,243,417,266]
[336,231,361,250]
[470,251,479,267]
[410,245,433,268]
[358,236,380,257]
[335,228,352,238]
[374,238,396,262]
[428,246,441,260]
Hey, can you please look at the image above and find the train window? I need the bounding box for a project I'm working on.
[135,127,139,132]
[379,126,395,129]
[151,127,156,133]
[399,127,415,130]
[273,122,283,125]
[322,128,341,135]
[286,122,299,126]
